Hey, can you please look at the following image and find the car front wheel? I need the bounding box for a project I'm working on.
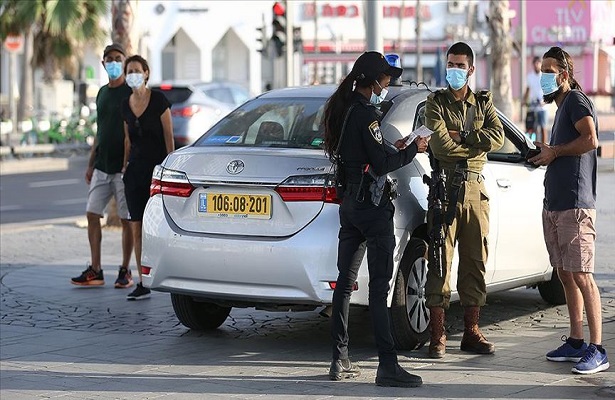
[171,293,231,330]
[390,238,430,350]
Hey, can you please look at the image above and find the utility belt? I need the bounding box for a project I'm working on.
[443,165,483,225]
[345,166,397,206]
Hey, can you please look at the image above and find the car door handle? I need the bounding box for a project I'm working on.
[497,179,511,189]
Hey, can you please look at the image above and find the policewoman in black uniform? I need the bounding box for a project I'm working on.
[323,51,429,388]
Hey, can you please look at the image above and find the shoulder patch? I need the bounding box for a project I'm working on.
[368,121,383,144]
[427,89,446,100]
[477,90,492,100]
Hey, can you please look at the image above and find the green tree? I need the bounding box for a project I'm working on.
[1,0,108,80]
[1,0,108,121]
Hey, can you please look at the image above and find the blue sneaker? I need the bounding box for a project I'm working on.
[546,336,588,362]
[572,344,610,374]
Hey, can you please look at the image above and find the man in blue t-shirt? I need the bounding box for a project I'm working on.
[528,46,608,375]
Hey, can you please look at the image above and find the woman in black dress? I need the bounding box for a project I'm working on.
[121,55,174,300]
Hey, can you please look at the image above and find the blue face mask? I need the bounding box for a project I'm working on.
[540,72,561,95]
[370,81,388,105]
[446,68,468,90]
[105,61,123,80]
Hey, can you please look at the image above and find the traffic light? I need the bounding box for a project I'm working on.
[256,24,268,55]
[271,1,286,57]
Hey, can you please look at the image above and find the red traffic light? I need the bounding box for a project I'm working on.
[273,1,285,16]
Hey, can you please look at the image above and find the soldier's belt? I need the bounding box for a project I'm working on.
[444,169,483,183]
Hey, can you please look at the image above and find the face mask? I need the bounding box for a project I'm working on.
[104,61,123,80]
[540,72,561,95]
[446,68,468,90]
[126,73,145,89]
[370,81,388,105]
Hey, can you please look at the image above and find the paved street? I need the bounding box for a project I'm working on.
[0,158,614,399]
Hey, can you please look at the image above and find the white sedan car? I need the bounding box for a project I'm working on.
[141,85,564,350]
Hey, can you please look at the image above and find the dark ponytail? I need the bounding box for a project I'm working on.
[543,46,582,90]
[323,73,356,157]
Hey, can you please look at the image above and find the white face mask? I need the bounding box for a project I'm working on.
[126,73,145,89]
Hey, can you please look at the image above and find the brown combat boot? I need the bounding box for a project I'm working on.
[428,307,446,358]
[460,306,495,354]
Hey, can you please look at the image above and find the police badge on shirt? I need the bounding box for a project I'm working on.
[369,121,383,144]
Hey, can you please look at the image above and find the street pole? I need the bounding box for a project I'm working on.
[285,0,294,87]
[9,51,18,148]
[365,0,382,52]
[520,0,526,122]
[313,0,319,84]
[416,0,423,82]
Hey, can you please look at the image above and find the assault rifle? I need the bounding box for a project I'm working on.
[422,149,447,278]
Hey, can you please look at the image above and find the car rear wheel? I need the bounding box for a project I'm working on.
[390,238,430,350]
[171,293,231,330]
[537,268,566,305]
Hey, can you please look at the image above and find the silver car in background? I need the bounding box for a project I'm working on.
[141,85,564,350]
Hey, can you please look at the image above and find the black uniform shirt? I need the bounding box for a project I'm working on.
[339,92,418,184]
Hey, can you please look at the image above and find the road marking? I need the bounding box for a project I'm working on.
[53,198,87,206]
[29,178,81,188]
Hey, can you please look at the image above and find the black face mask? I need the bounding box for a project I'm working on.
[543,86,563,104]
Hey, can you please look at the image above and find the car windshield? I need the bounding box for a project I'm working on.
[193,97,326,149]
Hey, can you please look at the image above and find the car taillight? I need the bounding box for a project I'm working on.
[329,281,358,291]
[171,105,200,118]
[150,165,195,197]
[274,174,340,204]
[141,265,152,275]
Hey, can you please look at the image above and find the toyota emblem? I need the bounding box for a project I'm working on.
[226,160,245,174]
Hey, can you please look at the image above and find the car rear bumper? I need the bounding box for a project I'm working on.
[141,196,343,306]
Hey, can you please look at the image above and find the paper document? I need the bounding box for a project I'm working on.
[404,125,433,144]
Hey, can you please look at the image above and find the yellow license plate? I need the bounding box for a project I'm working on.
[198,193,271,219]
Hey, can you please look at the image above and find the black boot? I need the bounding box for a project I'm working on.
[329,359,360,380]
[375,362,423,387]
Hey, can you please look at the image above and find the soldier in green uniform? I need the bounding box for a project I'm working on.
[424,42,504,359]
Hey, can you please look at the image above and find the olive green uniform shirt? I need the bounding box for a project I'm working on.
[425,88,504,172]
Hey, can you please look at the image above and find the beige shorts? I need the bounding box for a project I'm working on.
[86,168,129,219]
[542,208,596,273]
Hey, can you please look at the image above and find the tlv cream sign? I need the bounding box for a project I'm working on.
[526,0,590,45]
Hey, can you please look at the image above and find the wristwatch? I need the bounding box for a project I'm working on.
[459,130,470,144]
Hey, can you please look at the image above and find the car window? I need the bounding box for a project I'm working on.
[203,87,235,105]
[151,87,192,104]
[194,98,326,149]
[230,86,250,106]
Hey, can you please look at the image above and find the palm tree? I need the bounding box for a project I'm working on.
[488,0,513,118]
[1,0,108,120]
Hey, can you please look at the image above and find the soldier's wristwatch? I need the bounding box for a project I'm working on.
[459,130,470,144]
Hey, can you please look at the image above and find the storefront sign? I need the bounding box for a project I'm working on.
[301,2,431,21]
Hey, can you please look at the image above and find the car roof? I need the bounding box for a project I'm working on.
[256,84,439,103]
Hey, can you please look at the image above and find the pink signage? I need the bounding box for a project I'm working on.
[511,0,592,45]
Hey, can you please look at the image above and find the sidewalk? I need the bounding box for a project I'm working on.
[1,166,615,399]
[1,224,614,399]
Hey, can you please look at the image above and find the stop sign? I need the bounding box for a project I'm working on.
[4,35,23,53]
